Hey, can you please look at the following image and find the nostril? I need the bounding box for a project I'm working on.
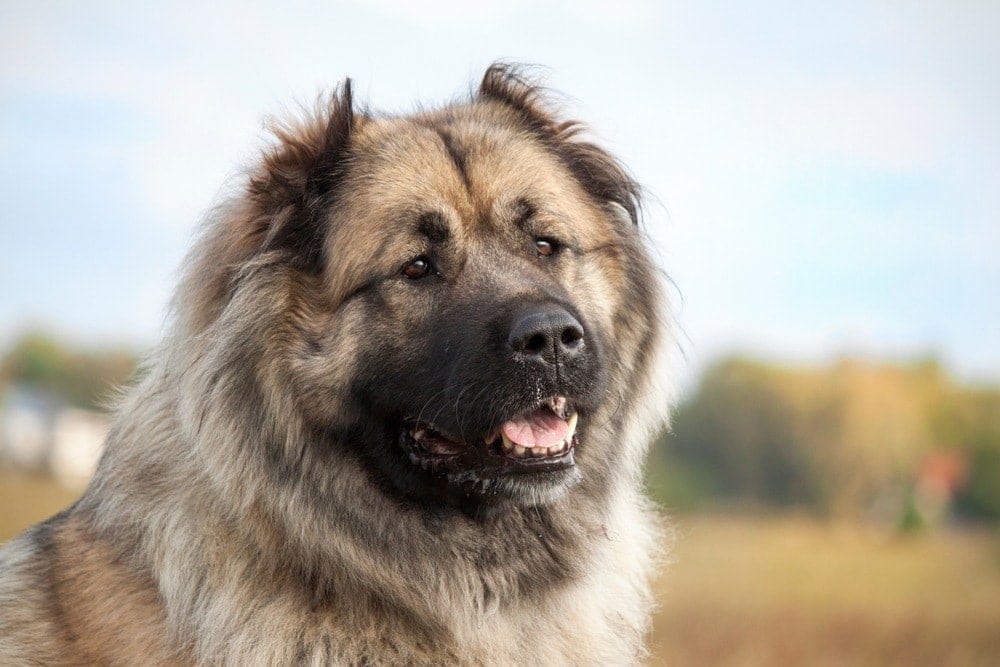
[561,326,584,348]
[525,333,548,353]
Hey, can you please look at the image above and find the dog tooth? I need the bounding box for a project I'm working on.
[501,433,514,451]
[553,396,568,417]
[514,445,526,457]
[566,412,578,438]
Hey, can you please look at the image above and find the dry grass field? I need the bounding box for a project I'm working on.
[652,514,1000,666]
[0,470,80,541]
[2,472,999,665]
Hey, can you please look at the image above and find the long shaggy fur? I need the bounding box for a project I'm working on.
[0,64,672,665]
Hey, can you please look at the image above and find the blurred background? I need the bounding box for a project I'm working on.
[2,2,998,664]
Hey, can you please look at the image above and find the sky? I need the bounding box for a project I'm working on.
[1,1,998,387]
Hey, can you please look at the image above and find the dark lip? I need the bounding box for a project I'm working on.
[493,440,577,473]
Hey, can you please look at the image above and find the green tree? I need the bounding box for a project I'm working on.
[0,331,139,410]
[652,355,999,522]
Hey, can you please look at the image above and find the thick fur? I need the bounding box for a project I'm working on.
[0,64,671,665]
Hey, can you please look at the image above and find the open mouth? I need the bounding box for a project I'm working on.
[399,396,579,473]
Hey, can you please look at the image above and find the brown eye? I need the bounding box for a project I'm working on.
[535,239,556,257]
[403,257,434,279]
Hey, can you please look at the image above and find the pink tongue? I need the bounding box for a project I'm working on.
[501,409,568,448]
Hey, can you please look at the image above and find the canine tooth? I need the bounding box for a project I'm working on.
[566,412,578,438]
[514,445,526,457]
[501,433,514,451]
[547,396,568,417]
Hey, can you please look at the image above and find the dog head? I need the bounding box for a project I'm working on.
[178,65,663,517]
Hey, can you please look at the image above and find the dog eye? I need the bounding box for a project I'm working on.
[402,256,434,279]
[535,239,557,257]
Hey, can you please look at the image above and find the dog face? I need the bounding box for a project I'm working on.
[330,111,629,510]
[189,66,660,517]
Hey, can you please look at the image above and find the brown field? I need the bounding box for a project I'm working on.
[2,472,999,665]
[0,470,80,540]
[652,514,1000,666]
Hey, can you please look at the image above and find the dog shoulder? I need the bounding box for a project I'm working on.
[0,511,186,665]
[0,513,75,663]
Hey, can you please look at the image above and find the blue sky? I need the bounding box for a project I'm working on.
[1,1,998,386]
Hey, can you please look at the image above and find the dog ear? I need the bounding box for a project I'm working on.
[478,63,641,226]
[248,79,356,271]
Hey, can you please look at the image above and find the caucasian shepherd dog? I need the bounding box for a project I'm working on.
[0,64,670,664]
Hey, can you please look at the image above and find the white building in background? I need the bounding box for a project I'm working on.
[0,385,108,489]
[0,386,56,469]
[50,407,109,487]
[1,404,50,469]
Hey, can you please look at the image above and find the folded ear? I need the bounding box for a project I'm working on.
[248,79,356,271]
[479,63,641,226]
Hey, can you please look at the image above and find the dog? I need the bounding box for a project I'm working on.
[0,63,671,664]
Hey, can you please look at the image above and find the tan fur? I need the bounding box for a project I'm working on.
[0,65,671,665]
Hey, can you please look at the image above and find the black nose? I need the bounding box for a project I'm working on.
[508,305,585,365]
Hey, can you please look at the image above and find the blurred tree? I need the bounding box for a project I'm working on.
[652,355,1000,522]
[666,359,821,509]
[948,389,1000,520]
[0,331,139,411]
